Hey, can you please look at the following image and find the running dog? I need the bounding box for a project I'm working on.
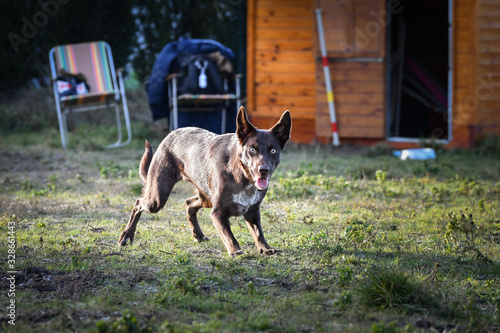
[118,106,292,256]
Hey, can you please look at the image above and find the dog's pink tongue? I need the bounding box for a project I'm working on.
[257,177,269,189]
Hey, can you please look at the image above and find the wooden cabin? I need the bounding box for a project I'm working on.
[246,0,500,148]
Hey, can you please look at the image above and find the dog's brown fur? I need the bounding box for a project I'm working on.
[118,107,292,256]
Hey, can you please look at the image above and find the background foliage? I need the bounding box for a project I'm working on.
[1,0,246,92]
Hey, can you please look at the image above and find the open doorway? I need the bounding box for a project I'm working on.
[386,0,451,141]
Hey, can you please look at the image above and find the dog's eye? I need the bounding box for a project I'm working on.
[270,148,277,154]
[249,147,256,153]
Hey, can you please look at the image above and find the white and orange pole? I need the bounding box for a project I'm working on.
[315,8,340,146]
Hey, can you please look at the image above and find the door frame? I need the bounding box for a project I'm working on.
[385,0,453,144]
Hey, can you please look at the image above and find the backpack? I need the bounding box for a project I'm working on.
[55,73,90,98]
[177,53,224,95]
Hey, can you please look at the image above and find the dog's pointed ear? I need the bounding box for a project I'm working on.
[271,110,292,149]
[236,106,257,143]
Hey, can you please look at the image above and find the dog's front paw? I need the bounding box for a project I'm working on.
[118,229,135,246]
[230,250,244,257]
[260,248,281,256]
[194,235,210,243]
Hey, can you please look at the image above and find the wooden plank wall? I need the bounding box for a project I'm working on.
[247,0,499,146]
[315,0,386,141]
[452,0,500,147]
[454,0,476,125]
[451,0,477,147]
[476,0,500,134]
[247,0,317,143]
[316,60,385,139]
[316,0,385,58]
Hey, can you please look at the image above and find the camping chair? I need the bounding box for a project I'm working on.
[167,73,241,134]
[49,41,132,149]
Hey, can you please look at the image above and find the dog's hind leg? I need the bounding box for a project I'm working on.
[119,164,178,246]
[118,198,144,246]
[185,194,210,242]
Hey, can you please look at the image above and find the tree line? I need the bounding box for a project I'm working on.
[1,0,245,93]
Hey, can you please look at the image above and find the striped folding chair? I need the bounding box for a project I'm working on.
[49,41,131,148]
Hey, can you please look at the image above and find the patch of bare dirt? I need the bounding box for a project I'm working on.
[0,266,107,299]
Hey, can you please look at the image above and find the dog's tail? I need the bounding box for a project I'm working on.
[139,140,154,183]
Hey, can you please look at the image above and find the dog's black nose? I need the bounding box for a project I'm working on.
[258,165,270,176]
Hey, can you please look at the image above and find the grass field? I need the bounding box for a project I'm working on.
[0,92,499,332]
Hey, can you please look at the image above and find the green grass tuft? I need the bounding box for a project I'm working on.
[357,268,434,312]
